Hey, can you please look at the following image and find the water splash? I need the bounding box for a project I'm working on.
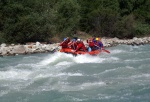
[1,45,150,102]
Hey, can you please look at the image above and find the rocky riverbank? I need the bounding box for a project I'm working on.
[0,37,150,56]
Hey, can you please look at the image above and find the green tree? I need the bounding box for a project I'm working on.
[54,0,80,37]
[0,0,58,43]
[78,0,120,36]
[0,0,150,44]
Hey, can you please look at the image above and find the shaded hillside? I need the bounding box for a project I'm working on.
[0,0,150,43]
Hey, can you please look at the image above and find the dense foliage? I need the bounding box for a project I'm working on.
[0,0,150,43]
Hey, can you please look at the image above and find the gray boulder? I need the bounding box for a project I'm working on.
[13,45,26,54]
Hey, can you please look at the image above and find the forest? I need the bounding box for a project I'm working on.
[0,0,150,43]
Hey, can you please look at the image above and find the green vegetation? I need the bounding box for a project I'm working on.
[0,0,150,43]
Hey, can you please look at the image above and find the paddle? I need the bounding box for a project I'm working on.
[94,44,110,54]
[68,39,76,50]
[51,46,59,53]
[51,37,68,53]
[102,49,110,53]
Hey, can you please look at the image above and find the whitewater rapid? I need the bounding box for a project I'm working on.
[0,44,150,102]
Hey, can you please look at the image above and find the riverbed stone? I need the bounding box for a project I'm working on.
[0,37,150,56]
[0,47,8,55]
[1,43,7,47]
[13,45,26,54]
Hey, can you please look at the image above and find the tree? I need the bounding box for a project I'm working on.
[0,0,58,43]
[54,0,80,37]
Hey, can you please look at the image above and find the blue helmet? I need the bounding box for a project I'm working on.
[72,39,76,42]
[93,38,96,43]
[64,38,67,41]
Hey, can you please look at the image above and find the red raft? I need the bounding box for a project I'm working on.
[59,48,101,56]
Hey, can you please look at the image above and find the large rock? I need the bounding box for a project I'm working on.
[0,47,8,55]
[24,45,33,54]
[1,43,7,47]
[35,42,42,49]
[13,45,26,54]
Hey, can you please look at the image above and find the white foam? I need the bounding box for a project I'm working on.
[0,90,10,97]
[100,68,117,75]
[39,52,108,67]
[38,52,75,66]
[34,72,82,80]
[98,56,120,64]
[131,74,150,79]
[53,81,106,92]
[39,52,61,66]
[0,69,31,80]
[111,49,126,54]
[55,61,73,66]
[56,72,83,77]
[80,81,106,88]
[72,54,102,63]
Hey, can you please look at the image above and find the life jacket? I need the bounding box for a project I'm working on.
[86,38,95,51]
[94,41,103,50]
[98,41,103,48]
[75,42,87,52]
[68,41,77,50]
[60,38,70,48]
[89,42,94,47]
[87,38,92,43]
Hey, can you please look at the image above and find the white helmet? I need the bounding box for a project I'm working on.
[77,39,81,42]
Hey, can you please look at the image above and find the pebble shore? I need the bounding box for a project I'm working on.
[0,37,150,56]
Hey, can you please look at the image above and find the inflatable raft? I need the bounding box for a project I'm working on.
[60,48,101,56]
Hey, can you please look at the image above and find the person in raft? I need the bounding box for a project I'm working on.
[59,37,70,48]
[93,37,104,50]
[86,38,95,52]
[74,39,87,52]
[68,37,78,50]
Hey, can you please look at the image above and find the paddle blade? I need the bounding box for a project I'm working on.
[102,49,110,53]
[51,47,59,53]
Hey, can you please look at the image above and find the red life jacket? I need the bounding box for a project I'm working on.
[89,42,95,48]
[75,42,87,52]
[60,39,70,48]
[68,41,77,50]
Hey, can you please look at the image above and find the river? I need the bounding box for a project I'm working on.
[0,44,150,102]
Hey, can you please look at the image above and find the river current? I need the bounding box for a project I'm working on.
[0,44,150,102]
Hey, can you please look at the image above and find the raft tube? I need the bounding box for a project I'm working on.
[60,48,101,56]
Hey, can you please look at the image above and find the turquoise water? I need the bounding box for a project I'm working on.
[0,44,150,102]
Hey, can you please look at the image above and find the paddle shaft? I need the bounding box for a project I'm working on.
[102,49,110,53]
[94,44,110,53]
[52,38,68,52]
